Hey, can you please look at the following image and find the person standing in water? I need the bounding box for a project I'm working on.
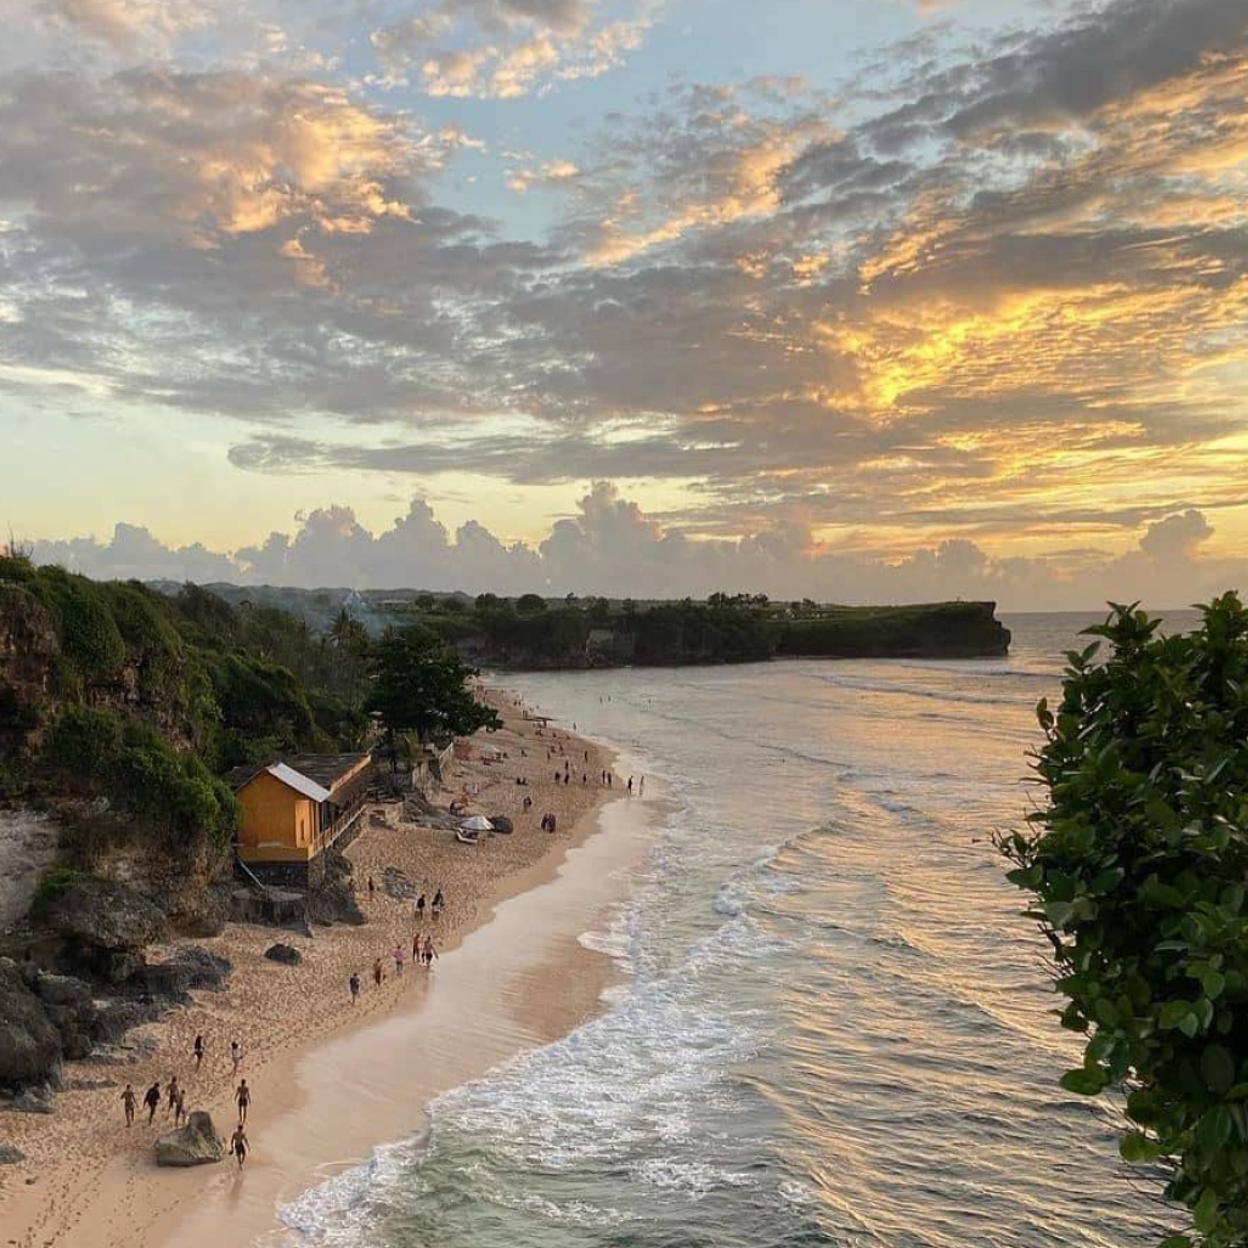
[230,1124,248,1169]
[422,935,437,968]
[121,1083,137,1127]
[235,1078,251,1123]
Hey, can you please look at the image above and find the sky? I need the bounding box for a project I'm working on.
[4,0,1248,608]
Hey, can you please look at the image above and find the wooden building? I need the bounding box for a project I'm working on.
[228,752,372,886]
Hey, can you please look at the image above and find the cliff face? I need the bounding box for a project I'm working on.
[0,585,61,757]
[774,602,1011,660]
[452,601,1011,670]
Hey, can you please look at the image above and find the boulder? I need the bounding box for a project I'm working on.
[124,946,231,1004]
[488,814,514,834]
[10,1083,55,1114]
[92,1000,161,1046]
[0,1144,25,1164]
[154,1111,223,1167]
[33,972,97,1061]
[0,959,62,1088]
[307,878,366,927]
[264,943,302,965]
[43,877,168,950]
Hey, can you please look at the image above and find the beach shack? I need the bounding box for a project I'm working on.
[228,752,373,886]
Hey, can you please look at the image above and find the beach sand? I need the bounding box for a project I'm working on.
[2,690,652,1248]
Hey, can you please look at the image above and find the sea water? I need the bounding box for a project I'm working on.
[281,612,1195,1248]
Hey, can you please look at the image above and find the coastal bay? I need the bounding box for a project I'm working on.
[2,694,650,1248]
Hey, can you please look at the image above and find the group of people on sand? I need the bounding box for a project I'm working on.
[350,888,444,1002]
[119,1033,253,1168]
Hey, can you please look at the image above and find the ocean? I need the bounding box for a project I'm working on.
[281,611,1198,1248]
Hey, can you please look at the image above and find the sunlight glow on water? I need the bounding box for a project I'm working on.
[281,612,1196,1248]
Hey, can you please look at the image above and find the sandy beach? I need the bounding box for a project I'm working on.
[1,690,653,1248]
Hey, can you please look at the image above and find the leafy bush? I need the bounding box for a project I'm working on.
[42,705,125,782]
[999,595,1248,1248]
[37,568,127,677]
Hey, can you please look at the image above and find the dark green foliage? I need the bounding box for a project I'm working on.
[998,595,1248,1248]
[515,593,547,614]
[35,567,128,678]
[776,601,1009,658]
[31,866,92,912]
[41,709,238,862]
[368,625,501,752]
[630,602,776,665]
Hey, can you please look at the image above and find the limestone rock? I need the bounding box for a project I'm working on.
[264,942,302,965]
[0,959,62,1087]
[42,879,168,981]
[154,1111,224,1166]
[0,1143,25,1163]
[126,946,231,1003]
[33,972,97,1060]
[10,1083,55,1114]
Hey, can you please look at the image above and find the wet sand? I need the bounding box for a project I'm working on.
[2,691,653,1248]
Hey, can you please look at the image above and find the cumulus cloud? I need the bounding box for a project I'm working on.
[24,485,1248,611]
[6,0,1248,574]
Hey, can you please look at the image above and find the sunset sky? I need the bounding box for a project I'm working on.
[5,0,1248,606]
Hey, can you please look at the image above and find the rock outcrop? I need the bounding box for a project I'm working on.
[263,942,302,965]
[154,1111,224,1166]
[0,958,62,1089]
[32,972,97,1061]
[42,878,168,983]
[125,946,230,1004]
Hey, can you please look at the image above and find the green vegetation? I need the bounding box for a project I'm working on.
[368,624,500,767]
[999,595,1248,1248]
[393,594,1007,668]
[0,555,372,873]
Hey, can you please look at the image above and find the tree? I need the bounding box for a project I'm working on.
[515,593,547,615]
[367,626,500,766]
[998,595,1248,1248]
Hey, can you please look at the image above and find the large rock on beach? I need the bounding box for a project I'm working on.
[308,877,366,927]
[154,1111,224,1167]
[33,972,97,1061]
[43,879,168,981]
[0,958,62,1088]
[126,946,231,1003]
[264,942,302,965]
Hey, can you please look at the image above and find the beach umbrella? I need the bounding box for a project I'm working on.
[460,814,493,832]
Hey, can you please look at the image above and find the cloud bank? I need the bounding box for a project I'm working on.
[25,485,1248,611]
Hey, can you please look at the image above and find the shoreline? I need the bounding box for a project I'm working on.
[3,691,656,1248]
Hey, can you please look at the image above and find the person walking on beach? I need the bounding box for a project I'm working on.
[230,1039,243,1074]
[193,1033,205,1071]
[173,1084,186,1127]
[235,1078,251,1124]
[415,892,426,921]
[143,1081,161,1125]
[627,776,633,794]
[349,971,361,1003]
[432,888,444,918]
[422,935,437,968]
[373,957,385,987]
[368,875,376,902]
[639,776,645,795]
[121,1083,137,1127]
[230,1124,249,1169]
[166,1075,180,1118]
[393,943,406,974]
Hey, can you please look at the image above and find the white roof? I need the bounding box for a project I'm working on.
[266,762,332,803]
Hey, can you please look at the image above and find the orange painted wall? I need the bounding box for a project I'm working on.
[236,771,317,860]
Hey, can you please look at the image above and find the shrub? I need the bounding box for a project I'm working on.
[43,706,125,783]
[999,595,1248,1248]
[37,568,127,677]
